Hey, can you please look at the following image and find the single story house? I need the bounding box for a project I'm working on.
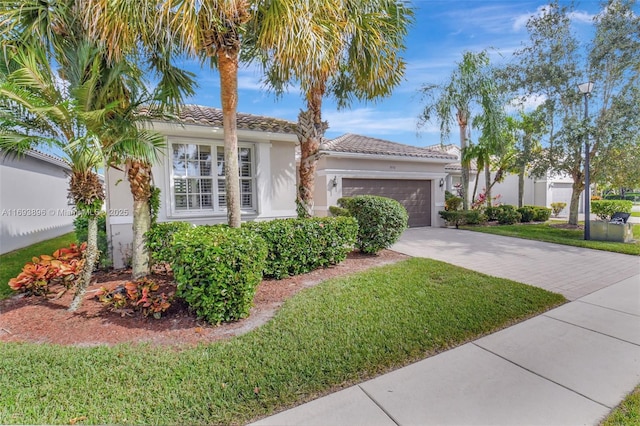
[106,106,457,268]
[105,105,299,268]
[0,150,75,254]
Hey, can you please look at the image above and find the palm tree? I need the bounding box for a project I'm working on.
[0,45,106,310]
[83,0,250,228]
[2,0,195,279]
[419,50,497,210]
[247,0,413,217]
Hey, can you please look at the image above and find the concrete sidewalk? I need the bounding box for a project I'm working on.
[252,229,640,426]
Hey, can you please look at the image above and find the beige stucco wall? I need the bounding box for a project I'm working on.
[314,153,450,227]
[0,154,74,254]
[105,122,298,268]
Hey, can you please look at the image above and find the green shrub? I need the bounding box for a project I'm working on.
[337,195,408,254]
[145,221,193,266]
[517,206,536,223]
[439,210,486,228]
[244,217,358,279]
[444,194,463,211]
[591,200,633,221]
[462,210,486,225]
[74,213,110,268]
[171,225,267,324]
[484,206,501,221]
[532,206,551,222]
[496,205,522,225]
[329,205,351,217]
[550,202,566,217]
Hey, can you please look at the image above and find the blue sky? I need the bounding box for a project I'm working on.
[180,1,616,148]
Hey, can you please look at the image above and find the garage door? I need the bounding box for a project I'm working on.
[342,178,431,227]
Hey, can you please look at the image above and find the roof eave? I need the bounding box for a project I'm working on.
[319,150,457,163]
[148,121,298,143]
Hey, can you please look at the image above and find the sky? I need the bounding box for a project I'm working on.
[177,0,618,148]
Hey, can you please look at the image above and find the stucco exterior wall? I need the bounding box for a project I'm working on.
[105,122,298,268]
[0,153,74,254]
[315,153,449,227]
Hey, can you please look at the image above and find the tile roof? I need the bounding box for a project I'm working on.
[321,133,458,160]
[144,104,298,135]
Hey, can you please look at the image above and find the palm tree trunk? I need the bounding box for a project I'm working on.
[218,49,241,228]
[518,165,525,208]
[458,113,470,210]
[297,88,327,218]
[484,163,492,208]
[69,216,98,311]
[128,160,152,279]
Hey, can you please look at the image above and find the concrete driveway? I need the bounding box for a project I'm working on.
[392,227,640,300]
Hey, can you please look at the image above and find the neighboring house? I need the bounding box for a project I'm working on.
[0,150,75,254]
[106,105,299,268]
[314,134,457,227]
[431,144,583,216]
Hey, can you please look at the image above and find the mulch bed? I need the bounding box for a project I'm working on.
[0,250,408,347]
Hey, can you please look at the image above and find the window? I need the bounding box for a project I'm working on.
[171,143,254,213]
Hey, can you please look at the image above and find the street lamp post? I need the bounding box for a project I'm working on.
[578,81,594,240]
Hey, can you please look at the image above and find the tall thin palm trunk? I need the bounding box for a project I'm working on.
[219,49,241,228]
[69,216,98,311]
[128,160,152,279]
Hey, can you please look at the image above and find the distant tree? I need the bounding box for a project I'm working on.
[419,50,499,210]
[507,109,546,207]
[508,0,639,225]
[248,0,413,217]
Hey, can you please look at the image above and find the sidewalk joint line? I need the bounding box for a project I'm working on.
[541,313,640,347]
[573,300,640,318]
[471,343,611,410]
[358,385,401,426]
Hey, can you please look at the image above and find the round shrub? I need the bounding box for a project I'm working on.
[244,217,358,279]
[496,205,522,225]
[338,195,408,254]
[484,206,501,222]
[532,206,551,222]
[517,206,536,223]
[145,221,193,266]
[171,225,267,324]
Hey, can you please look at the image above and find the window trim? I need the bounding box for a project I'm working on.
[167,139,257,218]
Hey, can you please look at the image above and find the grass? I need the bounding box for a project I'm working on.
[0,258,566,425]
[601,384,640,425]
[631,212,640,218]
[463,223,640,256]
[0,233,77,300]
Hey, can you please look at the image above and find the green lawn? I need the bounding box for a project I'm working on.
[631,212,640,218]
[602,384,640,425]
[0,233,77,300]
[463,223,640,256]
[0,258,565,425]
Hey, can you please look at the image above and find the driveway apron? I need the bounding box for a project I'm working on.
[392,227,640,300]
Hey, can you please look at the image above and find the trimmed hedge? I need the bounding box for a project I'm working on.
[439,210,487,228]
[337,196,408,254]
[145,221,193,265]
[171,225,267,324]
[591,200,633,221]
[244,217,358,279]
[484,206,501,222]
[532,206,551,222]
[517,206,536,223]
